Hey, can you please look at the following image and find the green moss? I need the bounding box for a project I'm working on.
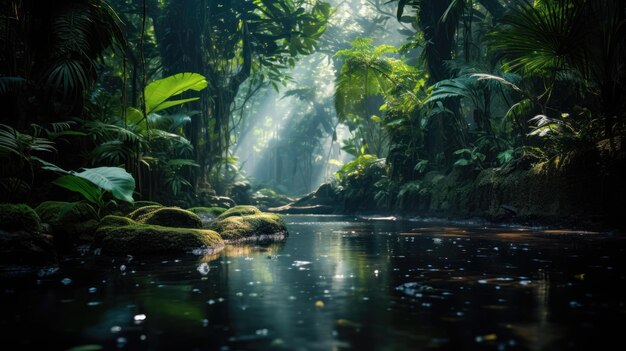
[0,203,41,232]
[35,201,97,225]
[133,201,162,208]
[187,207,226,217]
[34,201,99,244]
[217,205,262,220]
[187,207,227,218]
[99,215,136,228]
[115,200,162,215]
[210,213,286,241]
[127,205,163,220]
[95,224,224,255]
[136,207,202,229]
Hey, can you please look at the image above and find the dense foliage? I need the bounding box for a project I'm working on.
[1,0,623,215]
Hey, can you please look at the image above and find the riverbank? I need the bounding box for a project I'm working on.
[272,141,626,231]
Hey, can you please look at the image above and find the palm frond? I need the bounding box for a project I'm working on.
[0,77,27,95]
[488,0,589,75]
[90,140,133,166]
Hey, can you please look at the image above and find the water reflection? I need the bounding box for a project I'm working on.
[0,215,624,350]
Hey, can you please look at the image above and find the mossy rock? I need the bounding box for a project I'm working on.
[0,229,57,265]
[94,224,223,255]
[127,205,163,220]
[0,203,41,233]
[217,205,262,220]
[187,207,227,218]
[34,201,99,244]
[99,215,136,228]
[35,201,97,223]
[133,201,162,208]
[116,200,163,215]
[136,207,202,229]
[210,213,287,241]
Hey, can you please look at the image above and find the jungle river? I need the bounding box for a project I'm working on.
[1,215,625,350]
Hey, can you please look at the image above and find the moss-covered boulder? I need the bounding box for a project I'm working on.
[188,207,227,218]
[210,213,287,241]
[217,205,262,220]
[0,203,41,233]
[99,215,136,228]
[135,207,202,229]
[127,205,163,220]
[34,201,99,244]
[94,224,223,255]
[117,200,162,215]
[0,229,57,265]
[134,201,161,207]
[112,200,159,216]
[35,201,97,225]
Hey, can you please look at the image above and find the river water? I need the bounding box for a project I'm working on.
[1,215,625,350]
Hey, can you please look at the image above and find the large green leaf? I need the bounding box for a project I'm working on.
[144,73,208,114]
[75,167,135,203]
[38,160,136,204]
[52,175,103,205]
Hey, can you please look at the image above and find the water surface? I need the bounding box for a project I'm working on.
[1,215,625,350]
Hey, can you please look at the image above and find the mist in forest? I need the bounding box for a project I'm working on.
[233,0,408,195]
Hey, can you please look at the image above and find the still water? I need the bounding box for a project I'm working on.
[1,215,625,350]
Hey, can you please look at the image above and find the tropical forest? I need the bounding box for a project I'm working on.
[1,0,625,350]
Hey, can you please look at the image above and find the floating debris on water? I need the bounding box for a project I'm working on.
[197,262,210,275]
[475,334,497,343]
[396,282,434,297]
[116,337,127,348]
[38,267,59,277]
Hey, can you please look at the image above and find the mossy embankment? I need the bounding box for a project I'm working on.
[92,205,287,255]
[407,147,625,227]
[0,201,288,268]
[280,143,625,228]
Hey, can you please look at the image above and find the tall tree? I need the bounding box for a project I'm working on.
[154,0,331,191]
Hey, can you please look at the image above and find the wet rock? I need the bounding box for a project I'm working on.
[0,229,57,265]
[210,213,287,242]
[267,183,338,214]
[269,204,335,215]
[135,207,203,229]
[0,203,41,233]
[93,224,223,255]
[250,188,293,210]
[209,196,236,209]
[230,182,252,205]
